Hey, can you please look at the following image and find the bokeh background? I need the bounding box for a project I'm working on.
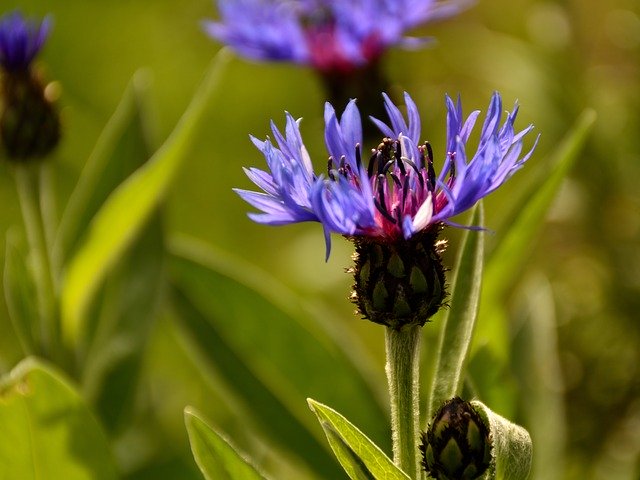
[1,0,639,479]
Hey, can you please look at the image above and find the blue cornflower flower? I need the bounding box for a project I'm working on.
[205,0,470,73]
[0,11,51,72]
[237,91,538,256]
[236,92,538,328]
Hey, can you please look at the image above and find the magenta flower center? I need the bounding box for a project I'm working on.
[328,137,453,239]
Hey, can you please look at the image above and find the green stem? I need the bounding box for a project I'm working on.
[385,325,421,479]
[15,164,58,358]
[38,162,58,257]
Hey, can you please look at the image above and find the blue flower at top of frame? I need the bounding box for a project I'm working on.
[204,0,471,73]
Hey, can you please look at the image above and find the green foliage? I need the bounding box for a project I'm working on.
[512,275,566,479]
[43,69,163,433]
[169,235,388,478]
[307,399,410,480]
[4,229,38,355]
[471,400,532,480]
[81,212,165,433]
[475,109,597,359]
[469,110,597,417]
[12,164,58,359]
[184,408,267,480]
[53,72,156,269]
[428,204,484,419]
[0,358,118,479]
[60,49,232,347]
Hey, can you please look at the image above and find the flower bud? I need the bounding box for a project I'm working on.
[421,397,492,480]
[349,227,447,329]
[1,70,60,160]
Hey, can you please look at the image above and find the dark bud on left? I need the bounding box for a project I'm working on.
[420,397,492,480]
[1,69,60,161]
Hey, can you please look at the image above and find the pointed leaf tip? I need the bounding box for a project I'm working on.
[185,408,266,480]
[307,398,410,480]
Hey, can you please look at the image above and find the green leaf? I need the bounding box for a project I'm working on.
[0,357,118,479]
[470,400,532,480]
[61,49,232,347]
[80,212,165,433]
[307,399,409,480]
[428,203,484,419]
[4,228,38,355]
[50,70,165,431]
[512,274,566,479]
[465,342,519,421]
[53,70,156,269]
[184,407,267,480]
[169,236,387,478]
[473,109,597,361]
[466,109,597,422]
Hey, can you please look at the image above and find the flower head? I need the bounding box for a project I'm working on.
[205,0,470,73]
[236,91,537,327]
[0,11,51,72]
[237,91,538,257]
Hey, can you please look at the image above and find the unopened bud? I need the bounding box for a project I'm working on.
[421,397,492,480]
[1,71,60,160]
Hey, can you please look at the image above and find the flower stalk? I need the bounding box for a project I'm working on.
[385,324,421,478]
[39,161,58,251]
[14,164,58,357]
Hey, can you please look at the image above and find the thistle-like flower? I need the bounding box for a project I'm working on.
[0,10,59,160]
[235,92,538,327]
[205,0,468,72]
[205,0,470,120]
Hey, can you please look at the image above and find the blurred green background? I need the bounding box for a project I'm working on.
[1,0,639,479]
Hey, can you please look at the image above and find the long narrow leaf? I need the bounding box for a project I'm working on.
[51,71,166,431]
[81,213,165,433]
[185,408,267,480]
[473,109,597,360]
[308,399,410,480]
[513,274,566,479]
[53,71,155,268]
[61,49,232,346]
[428,203,484,419]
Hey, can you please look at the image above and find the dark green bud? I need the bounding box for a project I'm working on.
[349,227,447,329]
[1,69,60,161]
[421,397,492,480]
